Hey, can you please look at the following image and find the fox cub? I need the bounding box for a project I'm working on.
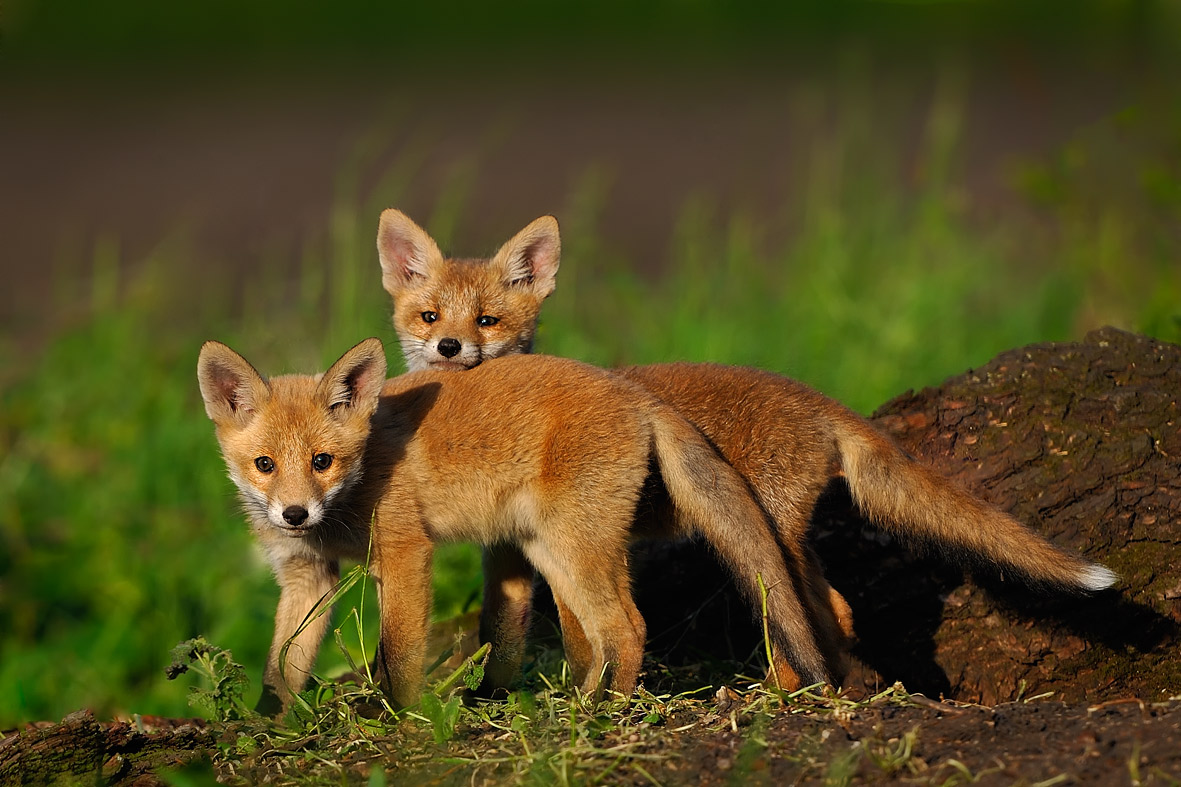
[376,209,1118,692]
[379,211,559,372]
[199,339,835,713]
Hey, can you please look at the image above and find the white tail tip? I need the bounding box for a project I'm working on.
[1078,564,1118,591]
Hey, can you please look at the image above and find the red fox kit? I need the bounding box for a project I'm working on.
[376,209,1118,692]
[199,339,833,712]
[379,211,559,372]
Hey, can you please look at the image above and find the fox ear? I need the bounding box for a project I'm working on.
[197,341,271,428]
[490,215,561,298]
[377,209,444,293]
[318,338,387,420]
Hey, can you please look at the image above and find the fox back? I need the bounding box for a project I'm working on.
[378,210,559,372]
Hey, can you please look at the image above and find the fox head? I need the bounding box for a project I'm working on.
[197,338,387,537]
[377,209,560,372]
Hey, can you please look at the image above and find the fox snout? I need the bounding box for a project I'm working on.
[265,497,324,534]
[424,336,479,370]
[282,505,309,526]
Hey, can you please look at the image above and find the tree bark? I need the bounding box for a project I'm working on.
[842,326,1181,704]
[0,710,214,786]
[631,327,1181,704]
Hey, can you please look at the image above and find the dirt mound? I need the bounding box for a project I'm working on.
[627,327,1180,706]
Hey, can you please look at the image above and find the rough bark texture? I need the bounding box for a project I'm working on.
[631,327,1181,705]
[830,326,1181,704]
[0,710,214,786]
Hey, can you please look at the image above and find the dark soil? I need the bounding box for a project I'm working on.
[6,695,1181,785]
[662,697,1181,786]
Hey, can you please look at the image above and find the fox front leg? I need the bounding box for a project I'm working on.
[372,534,435,709]
[258,555,340,717]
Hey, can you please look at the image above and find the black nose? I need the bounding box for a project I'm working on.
[282,505,308,526]
[437,338,461,358]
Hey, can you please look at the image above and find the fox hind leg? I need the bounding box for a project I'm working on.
[477,543,537,695]
[524,537,645,700]
[786,541,854,688]
[552,595,594,686]
[758,492,854,688]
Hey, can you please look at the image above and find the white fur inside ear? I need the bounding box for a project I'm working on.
[319,338,388,416]
[205,362,249,412]
[503,253,532,284]
[324,367,377,412]
[377,210,441,286]
[197,343,269,425]
[325,384,355,410]
[386,235,430,279]
[498,216,560,291]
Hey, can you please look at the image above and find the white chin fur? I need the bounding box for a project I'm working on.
[432,354,479,368]
[266,500,324,529]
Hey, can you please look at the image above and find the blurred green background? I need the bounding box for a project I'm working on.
[1,0,1178,727]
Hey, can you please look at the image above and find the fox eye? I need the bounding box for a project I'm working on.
[421,311,438,324]
[477,315,499,327]
[255,456,275,473]
[312,453,333,472]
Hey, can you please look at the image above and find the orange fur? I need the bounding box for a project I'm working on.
[377,210,1117,695]
[379,210,558,372]
[199,340,830,713]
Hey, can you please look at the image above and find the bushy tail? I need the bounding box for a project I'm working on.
[647,406,831,687]
[830,414,1116,592]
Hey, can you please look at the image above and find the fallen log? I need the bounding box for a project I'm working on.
[0,710,214,786]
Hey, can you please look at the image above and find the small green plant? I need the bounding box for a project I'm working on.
[823,744,864,787]
[862,724,920,776]
[165,637,254,722]
[417,692,462,745]
[412,641,490,744]
[278,560,377,717]
[934,757,1003,785]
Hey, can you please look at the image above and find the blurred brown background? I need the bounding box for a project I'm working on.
[3,1,1175,344]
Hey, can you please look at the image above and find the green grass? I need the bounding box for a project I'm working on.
[0,85,1178,729]
[163,631,926,786]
